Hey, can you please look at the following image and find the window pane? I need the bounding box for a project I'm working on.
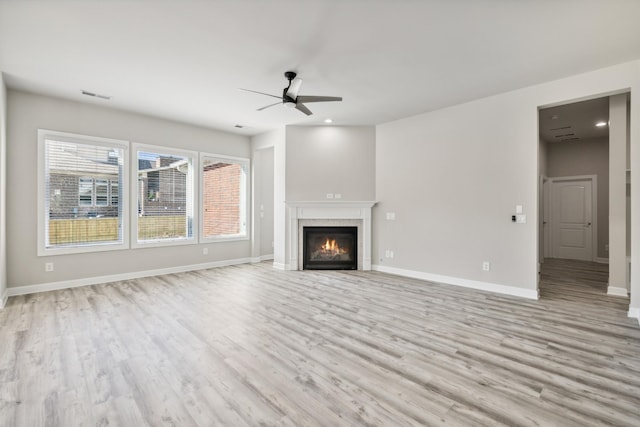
[45,139,124,248]
[110,180,119,206]
[202,157,248,239]
[78,178,93,206]
[95,179,109,206]
[137,150,193,242]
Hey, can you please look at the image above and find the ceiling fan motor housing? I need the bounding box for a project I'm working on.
[283,71,297,104]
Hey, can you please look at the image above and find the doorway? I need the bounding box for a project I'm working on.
[538,93,631,300]
[538,96,609,300]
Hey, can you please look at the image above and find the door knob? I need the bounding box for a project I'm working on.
[585,222,592,227]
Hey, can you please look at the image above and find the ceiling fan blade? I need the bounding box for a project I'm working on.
[295,95,342,103]
[239,88,283,100]
[286,78,303,100]
[295,103,313,116]
[257,101,282,111]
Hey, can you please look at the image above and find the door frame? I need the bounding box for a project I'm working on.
[546,174,598,262]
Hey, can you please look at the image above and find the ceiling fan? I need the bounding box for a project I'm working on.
[240,71,342,116]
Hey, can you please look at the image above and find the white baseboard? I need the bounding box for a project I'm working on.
[0,287,7,308]
[372,264,539,300]
[272,261,286,270]
[595,257,609,264]
[6,257,252,298]
[629,307,640,325]
[607,286,629,297]
[250,254,274,263]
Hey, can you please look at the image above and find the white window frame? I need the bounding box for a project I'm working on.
[199,152,250,243]
[131,143,198,248]
[37,129,130,256]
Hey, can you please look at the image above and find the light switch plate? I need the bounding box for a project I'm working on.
[516,214,526,223]
[516,205,523,214]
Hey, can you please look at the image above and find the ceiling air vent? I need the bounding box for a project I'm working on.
[81,90,111,100]
[550,126,572,131]
[234,124,245,128]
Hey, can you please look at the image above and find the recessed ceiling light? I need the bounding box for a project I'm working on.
[595,121,608,127]
[324,118,333,123]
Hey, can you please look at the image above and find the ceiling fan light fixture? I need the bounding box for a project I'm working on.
[284,101,296,108]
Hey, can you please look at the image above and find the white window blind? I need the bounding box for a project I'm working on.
[135,148,195,244]
[201,155,248,240]
[41,133,126,252]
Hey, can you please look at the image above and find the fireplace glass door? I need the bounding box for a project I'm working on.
[303,226,357,270]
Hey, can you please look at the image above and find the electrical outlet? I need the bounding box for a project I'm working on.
[45,262,54,272]
[334,193,342,199]
[386,212,396,220]
[326,193,334,199]
[482,261,491,271]
[203,247,208,255]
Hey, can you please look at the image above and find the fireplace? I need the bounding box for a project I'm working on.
[303,226,358,270]
[285,201,375,271]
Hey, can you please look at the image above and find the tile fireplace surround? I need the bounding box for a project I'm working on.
[285,201,376,271]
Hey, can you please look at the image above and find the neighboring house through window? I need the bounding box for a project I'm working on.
[201,154,249,241]
[133,145,196,246]
[38,129,129,255]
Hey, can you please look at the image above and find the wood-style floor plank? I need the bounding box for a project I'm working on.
[0,258,639,426]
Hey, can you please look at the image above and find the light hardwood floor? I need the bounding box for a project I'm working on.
[0,259,638,426]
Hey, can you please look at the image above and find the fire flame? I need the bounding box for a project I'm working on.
[321,238,346,255]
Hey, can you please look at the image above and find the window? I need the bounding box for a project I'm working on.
[95,179,109,206]
[133,145,196,246]
[110,180,119,206]
[78,178,94,206]
[201,154,249,241]
[38,130,129,255]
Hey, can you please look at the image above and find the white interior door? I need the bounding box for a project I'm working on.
[550,178,594,261]
[543,178,550,258]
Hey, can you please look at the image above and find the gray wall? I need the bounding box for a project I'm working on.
[0,74,6,304]
[7,90,251,288]
[375,93,538,291]
[285,126,376,201]
[373,61,640,299]
[253,147,274,256]
[546,137,609,259]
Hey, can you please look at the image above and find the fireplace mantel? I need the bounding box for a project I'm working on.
[285,201,376,270]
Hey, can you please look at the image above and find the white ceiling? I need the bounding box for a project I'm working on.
[1,0,640,136]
